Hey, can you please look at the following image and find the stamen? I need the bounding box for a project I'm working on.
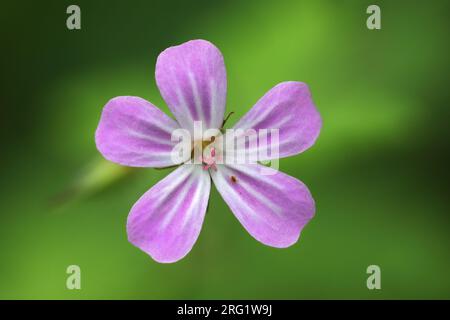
[221,111,235,129]
[230,175,237,183]
[200,146,218,171]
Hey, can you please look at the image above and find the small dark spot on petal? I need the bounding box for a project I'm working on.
[210,136,215,142]
[230,175,237,183]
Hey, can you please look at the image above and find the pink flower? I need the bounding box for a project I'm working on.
[95,40,322,263]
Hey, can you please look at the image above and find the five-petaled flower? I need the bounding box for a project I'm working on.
[95,39,322,263]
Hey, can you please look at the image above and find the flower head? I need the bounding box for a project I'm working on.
[95,39,322,263]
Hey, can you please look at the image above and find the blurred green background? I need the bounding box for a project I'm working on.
[1,0,449,299]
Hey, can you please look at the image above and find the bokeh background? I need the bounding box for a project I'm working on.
[1,0,449,299]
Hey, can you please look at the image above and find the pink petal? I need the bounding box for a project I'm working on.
[127,164,211,263]
[155,39,227,132]
[232,82,321,160]
[95,96,182,168]
[211,164,315,248]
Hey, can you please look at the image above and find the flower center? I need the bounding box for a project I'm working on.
[192,135,222,171]
[199,146,217,171]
